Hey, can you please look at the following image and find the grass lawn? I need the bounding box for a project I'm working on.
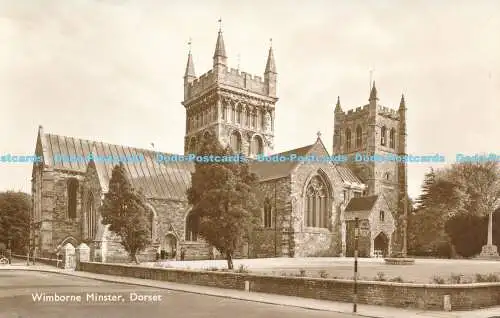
[248,259,500,283]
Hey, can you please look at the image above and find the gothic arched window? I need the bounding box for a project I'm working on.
[305,175,329,228]
[67,178,78,219]
[148,206,158,242]
[263,197,272,228]
[222,103,227,121]
[389,128,395,148]
[251,135,264,155]
[356,125,362,148]
[260,111,265,130]
[345,128,351,151]
[189,137,197,154]
[257,110,263,130]
[87,194,96,240]
[230,131,242,153]
[185,211,199,241]
[381,126,387,146]
[236,105,241,124]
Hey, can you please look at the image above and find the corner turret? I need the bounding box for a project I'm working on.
[369,81,379,104]
[184,43,196,100]
[334,96,343,113]
[264,40,277,97]
[213,28,227,68]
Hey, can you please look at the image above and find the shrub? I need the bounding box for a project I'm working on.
[475,273,500,282]
[318,270,328,278]
[374,272,386,281]
[389,276,404,282]
[236,264,249,273]
[431,275,445,284]
[448,273,463,284]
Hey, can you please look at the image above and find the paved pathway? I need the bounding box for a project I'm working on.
[1,262,500,318]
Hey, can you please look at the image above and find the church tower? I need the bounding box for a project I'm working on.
[182,25,278,157]
[333,83,408,251]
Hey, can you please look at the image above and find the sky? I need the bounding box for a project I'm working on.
[0,0,499,200]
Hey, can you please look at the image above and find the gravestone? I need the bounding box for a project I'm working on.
[62,243,76,270]
[75,243,90,270]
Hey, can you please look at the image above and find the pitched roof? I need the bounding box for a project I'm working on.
[249,144,314,181]
[345,195,379,212]
[249,141,364,187]
[38,130,193,201]
[336,165,364,186]
[36,127,365,200]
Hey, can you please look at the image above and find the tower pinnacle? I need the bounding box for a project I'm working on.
[369,81,378,102]
[213,19,227,65]
[399,94,406,109]
[265,39,277,74]
[184,38,195,78]
[334,96,342,113]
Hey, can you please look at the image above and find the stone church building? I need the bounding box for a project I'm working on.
[30,29,407,262]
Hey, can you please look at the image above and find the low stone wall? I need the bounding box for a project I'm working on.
[13,254,59,267]
[79,262,500,311]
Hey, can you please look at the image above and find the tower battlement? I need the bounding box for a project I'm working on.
[186,68,269,100]
[340,104,400,120]
[377,105,400,119]
[345,105,370,116]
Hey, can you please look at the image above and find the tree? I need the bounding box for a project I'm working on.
[415,168,436,210]
[447,162,500,218]
[445,162,500,254]
[0,191,31,253]
[100,162,151,264]
[445,213,486,258]
[409,167,466,257]
[187,134,261,269]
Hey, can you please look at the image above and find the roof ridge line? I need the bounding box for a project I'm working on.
[45,132,183,156]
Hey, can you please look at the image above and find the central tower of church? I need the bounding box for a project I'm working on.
[182,26,278,157]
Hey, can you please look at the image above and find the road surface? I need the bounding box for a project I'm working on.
[0,270,356,318]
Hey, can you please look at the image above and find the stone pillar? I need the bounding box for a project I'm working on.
[62,243,76,270]
[480,211,499,258]
[387,235,392,257]
[370,236,375,257]
[488,211,493,245]
[341,222,346,256]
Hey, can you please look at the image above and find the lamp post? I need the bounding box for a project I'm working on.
[353,217,359,313]
[7,238,11,264]
[274,182,277,257]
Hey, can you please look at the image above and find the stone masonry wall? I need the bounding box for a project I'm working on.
[290,142,347,257]
[37,169,84,255]
[79,262,500,311]
[251,177,291,257]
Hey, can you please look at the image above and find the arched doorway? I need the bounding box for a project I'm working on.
[162,234,177,259]
[374,232,389,257]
